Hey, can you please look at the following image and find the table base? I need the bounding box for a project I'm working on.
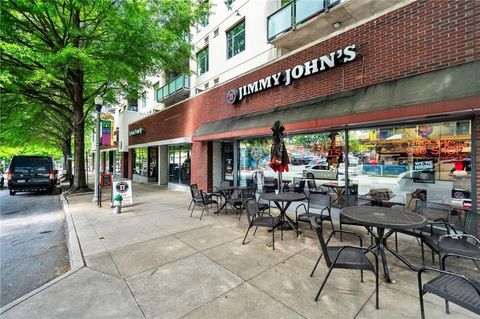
[367,227,420,283]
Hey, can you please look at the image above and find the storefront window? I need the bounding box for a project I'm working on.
[348,120,472,210]
[133,148,148,177]
[113,151,121,178]
[149,147,158,179]
[238,132,345,186]
[169,145,191,185]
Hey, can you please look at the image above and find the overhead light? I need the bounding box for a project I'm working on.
[332,21,341,29]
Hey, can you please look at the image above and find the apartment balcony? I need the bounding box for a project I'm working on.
[267,0,407,52]
[155,74,190,106]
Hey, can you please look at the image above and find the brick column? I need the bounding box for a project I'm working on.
[191,141,211,190]
[127,149,134,180]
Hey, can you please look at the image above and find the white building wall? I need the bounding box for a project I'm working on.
[191,0,279,93]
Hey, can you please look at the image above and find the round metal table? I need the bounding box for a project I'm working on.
[214,186,251,214]
[261,192,306,230]
[341,206,427,283]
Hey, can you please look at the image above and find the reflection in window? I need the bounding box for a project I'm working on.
[238,132,345,186]
[348,120,472,215]
[133,148,148,177]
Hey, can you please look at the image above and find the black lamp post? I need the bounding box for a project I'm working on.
[92,96,103,203]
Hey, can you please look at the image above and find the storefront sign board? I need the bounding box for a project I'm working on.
[226,44,357,104]
[129,128,145,136]
[113,180,133,206]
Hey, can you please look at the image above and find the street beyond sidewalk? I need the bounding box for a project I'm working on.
[1,182,476,318]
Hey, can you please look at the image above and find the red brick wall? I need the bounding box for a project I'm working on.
[128,0,479,190]
[191,141,210,190]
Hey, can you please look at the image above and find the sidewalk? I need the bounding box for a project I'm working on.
[1,182,476,318]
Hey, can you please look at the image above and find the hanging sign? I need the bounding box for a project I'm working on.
[226,44,358,104]
[112,180,133,206]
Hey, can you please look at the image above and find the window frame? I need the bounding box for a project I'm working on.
[196,46,209,76]
[226,19,245,59]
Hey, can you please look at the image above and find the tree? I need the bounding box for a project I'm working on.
[0,94,74,177]
[1,0,208,192]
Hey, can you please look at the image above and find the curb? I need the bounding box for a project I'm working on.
[0,194,85,314]
[61,193,85,269]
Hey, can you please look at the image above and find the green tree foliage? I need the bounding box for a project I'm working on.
[1,0,208,191]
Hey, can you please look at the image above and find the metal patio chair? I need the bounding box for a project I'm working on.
[189,186,218,220]
[228,188,254,221]
[310,217,379,307]
[242,199,282,250]
[295,191,333,237]
[438,210,480,268]
[418,253,480,318]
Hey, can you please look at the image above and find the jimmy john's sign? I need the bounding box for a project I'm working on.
[226,44,358,105]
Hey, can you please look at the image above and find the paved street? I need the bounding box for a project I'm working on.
[0,188,70,307]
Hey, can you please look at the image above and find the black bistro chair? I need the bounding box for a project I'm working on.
[189,185,218,220]
[438,210,480,267]
[310,217,379,307]
[418,253,480,318]
[228,188,254,221]
[295,191,333,237]
[242,199,282,250]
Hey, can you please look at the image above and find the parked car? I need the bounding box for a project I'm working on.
[7,155,57,195]
[302,164,337,180]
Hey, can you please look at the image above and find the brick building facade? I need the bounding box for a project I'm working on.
[129,0,479,211]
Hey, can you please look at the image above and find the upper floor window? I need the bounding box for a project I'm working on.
[227,19,245,59]
[197,0,209,31]
[139,92,147,110]
[196,46,209,75]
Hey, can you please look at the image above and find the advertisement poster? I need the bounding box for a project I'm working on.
[413,160,435,183]
[112,180,133,206]
[101,120,111,146]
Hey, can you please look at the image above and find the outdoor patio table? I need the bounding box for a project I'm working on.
[341,206,427,283]
[261,192,306,230]
[321,182,346,207]
[214,186,251,213]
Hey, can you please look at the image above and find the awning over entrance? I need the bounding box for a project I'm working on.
[193,61,479,141]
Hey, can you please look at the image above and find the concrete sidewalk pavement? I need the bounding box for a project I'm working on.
[0,182,476,318]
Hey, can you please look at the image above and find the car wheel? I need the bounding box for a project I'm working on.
[307,173,314,179]
[10,190,16,196]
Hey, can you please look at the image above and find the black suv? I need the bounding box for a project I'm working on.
[7,156,57,195]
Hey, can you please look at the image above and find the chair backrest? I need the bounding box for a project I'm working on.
[415,201,450,222]
[310,217,333,268]
[308,192,331,211]
[190,184,199,198]
[245,199,260,224]
[293,178,305,193]
[465,210,480,238]
[307,179,317,191]
[190,186,205,203]
[368,188,392,200]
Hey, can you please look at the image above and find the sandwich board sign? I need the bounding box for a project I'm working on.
[112,180,133,206]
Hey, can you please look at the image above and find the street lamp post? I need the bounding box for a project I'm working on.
[92,96,103,204]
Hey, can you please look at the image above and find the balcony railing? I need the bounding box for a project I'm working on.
[155,74,190,104]
[267,0,341,42]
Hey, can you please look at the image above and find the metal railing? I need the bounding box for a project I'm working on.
[155,74,190,102]
[267,0,342,42]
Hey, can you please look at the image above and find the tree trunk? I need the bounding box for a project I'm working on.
[71,107,88,191]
